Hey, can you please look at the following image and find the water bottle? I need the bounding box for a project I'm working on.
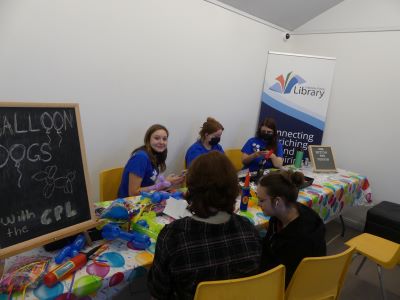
[240,172,251,211]
[294,148,304,168]
[240,186,250,211]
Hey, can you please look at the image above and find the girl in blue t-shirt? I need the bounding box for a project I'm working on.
[185,117,225,168]
[118,124,184,197]
[241,117,284,172]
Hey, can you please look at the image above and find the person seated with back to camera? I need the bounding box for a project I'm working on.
[185,117,224,168]
[147,151,262,300]
[118,124,184,198]
[241,117,284,172]
[257,170,326,286]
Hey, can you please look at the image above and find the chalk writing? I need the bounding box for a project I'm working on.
[1,202,78,238]
[32,165,76,199]
[0,210,36,226]
[7,226,29,238]
[40,201,77,225]
[0,110,74,137]
[0,143,52,187]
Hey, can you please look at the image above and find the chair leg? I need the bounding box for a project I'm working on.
[377,265,387,300]
[355,256,367,275]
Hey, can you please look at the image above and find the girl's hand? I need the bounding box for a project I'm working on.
[166,174,185,185]
[254,150,268,159]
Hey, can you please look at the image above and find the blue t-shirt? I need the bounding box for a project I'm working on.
[241,137,284,172]
[185,140,224,168]
[118,150,158,198]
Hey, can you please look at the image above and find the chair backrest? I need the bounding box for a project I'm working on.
[225,148,243,171]
[194,264,285,300]
[99,167,124,201]
[285,246,355,300]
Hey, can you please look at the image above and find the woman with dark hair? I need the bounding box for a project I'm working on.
[118,124,184,197]
[148,151,262,299]
[241,117,284,172]
[257,170,326,286]
[185,117,224,167]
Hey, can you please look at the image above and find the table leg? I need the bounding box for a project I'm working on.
[340,214,346,237]
[327,214,347,246]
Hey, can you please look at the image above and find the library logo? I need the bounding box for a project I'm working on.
[269,72,305,94]
[269,72,325,99]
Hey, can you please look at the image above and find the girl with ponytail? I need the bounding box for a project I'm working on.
[185,117,225,167]
[257,170,326,286]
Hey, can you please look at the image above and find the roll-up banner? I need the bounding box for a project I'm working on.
[259,51,336,165]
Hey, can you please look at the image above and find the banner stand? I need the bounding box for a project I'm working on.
[258,51,336,165]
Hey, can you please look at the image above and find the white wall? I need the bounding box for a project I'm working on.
[292,0,400,227]
[0,0,290,200]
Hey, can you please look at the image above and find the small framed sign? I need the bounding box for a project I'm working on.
[308,145,337,173]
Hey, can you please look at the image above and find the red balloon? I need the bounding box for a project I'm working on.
[109,272,124,287]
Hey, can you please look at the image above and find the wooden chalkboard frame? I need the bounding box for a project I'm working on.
[0,102,98,259]
[308,145,337,173]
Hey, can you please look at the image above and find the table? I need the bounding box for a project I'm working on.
[295,166,372,223]
[0,198,267,300]
[240,166,372,226]
[1,239,154,300]
[1,167,371,299]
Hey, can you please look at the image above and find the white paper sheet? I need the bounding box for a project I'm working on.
[163,197,192,219]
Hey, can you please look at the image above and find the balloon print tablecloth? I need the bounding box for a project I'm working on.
[295,167,372,223]
[1,167,371,299]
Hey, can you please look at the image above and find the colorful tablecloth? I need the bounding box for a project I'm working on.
[1,167,371,299]
[0,208,177,300]
[1,240,154,300]
[240,166,372,225]
[295,167,372,223]
[0,198,268,300]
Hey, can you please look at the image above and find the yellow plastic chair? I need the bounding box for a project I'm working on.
[194,264,285,300]
[225,148,243,171]
[99,167,124,201]
[346,233,400,300]
[285,246,355,300]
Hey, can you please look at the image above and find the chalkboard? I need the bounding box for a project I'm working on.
[308,145,337,173]
[0,103,97,259]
